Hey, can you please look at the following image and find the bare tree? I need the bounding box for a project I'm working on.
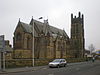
[88,44,95,54]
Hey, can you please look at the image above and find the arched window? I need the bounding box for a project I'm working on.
[27,37,30,49]
[16,33,22,41]
[15,33,22,49]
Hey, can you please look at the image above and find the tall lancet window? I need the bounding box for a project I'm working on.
[27,37,30,49]
[16,33,22,41]
[15,32,22,49]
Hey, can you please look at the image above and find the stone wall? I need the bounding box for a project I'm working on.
[13,49,32,59]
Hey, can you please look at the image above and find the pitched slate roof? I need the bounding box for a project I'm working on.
[20,22,32,33]
[31,19,69,38]
[17,18,69,39]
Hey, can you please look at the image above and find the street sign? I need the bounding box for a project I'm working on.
[0,35,5,51]
[0,35,5,71]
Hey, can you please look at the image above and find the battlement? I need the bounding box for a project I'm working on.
[71,12,84,24]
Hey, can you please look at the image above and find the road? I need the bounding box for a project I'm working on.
[2,60,100,75]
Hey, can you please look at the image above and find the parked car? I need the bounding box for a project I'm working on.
[48,59,67,68]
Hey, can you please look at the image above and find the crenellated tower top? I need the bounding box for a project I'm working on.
[71,12,84,25]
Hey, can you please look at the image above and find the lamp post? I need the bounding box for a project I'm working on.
[32,18,35,67]
[32,17,47,66]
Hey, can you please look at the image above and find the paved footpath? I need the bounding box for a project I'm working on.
[0,66,47,74]
[0,61,94,74]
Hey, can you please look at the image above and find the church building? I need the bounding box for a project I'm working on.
[13,12,85,66]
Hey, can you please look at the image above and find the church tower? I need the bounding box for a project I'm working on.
[71,12,85,58]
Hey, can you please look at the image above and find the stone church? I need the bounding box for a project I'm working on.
[13,12,85,66]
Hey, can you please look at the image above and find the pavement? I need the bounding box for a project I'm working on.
[0,61,91,74]
[0,66,47,74]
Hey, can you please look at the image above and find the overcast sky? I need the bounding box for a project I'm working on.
[0,0,100,50]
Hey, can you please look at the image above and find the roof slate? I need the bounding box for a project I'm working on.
[20,22,32,33]
[19,19,69,38]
